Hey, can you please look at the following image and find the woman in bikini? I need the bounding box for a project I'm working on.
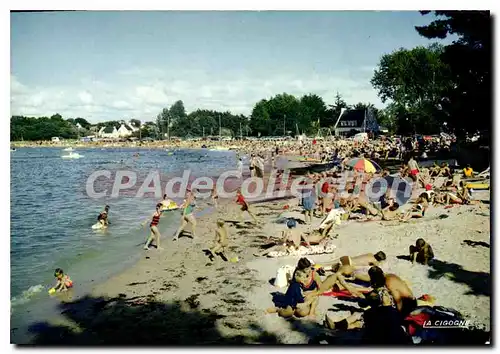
[143,203,163,250]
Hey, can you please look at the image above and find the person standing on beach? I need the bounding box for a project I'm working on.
[142,203,163,251]
[407,156,420,186]
[249,154,256,177]
[237,157,243,178]
[301,173,316,224]
[211,186,219,208]
[173,190,197,241]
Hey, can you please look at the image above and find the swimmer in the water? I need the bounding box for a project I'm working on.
[97,205,110,227]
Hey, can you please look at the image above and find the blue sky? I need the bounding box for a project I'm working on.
[11,11,448,122]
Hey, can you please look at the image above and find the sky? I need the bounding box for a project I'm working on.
[10,11,449,123]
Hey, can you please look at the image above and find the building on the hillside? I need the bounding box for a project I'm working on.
[334,108,379,136]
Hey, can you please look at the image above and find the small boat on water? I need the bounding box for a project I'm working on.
[63,147,74,152]
[209,146,230,151]
[62,152,83,159]
[10,148,16,152]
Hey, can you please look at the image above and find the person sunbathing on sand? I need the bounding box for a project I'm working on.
[254,219,301,256]
[371,267,417,318]
[266,267,319,319]
[400,192,432,221]
[305,265,371,299]
[323,285,396,331]
[379,202,403,221]
[301,228,331,246]
[323,251,387,271]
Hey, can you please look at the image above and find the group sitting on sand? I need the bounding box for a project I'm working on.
[266,245,441,344]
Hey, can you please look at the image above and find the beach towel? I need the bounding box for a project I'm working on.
[321,289,370,298]
[267,240,336,258]
[274,265,295,288]
[319,208,345,229]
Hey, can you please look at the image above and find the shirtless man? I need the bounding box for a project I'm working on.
[371,266,417,317]
[407,156,420,185]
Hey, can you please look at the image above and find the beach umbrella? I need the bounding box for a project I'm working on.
[346,158,381,173]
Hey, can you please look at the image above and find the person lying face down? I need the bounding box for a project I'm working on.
[409,238,434,265]
[322,251,387,272]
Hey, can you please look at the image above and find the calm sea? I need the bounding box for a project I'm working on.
[10,147,240,343]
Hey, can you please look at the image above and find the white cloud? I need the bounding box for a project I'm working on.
[10,67,384,123]
[78,91,93,104]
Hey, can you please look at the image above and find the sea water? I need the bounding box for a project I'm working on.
[10,147,239,343]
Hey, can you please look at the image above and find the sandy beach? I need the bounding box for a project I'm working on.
[24,186,491,345]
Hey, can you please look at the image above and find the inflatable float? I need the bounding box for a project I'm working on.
[161,201,179,212]
[466,183,490,190]
[91,222,106,230]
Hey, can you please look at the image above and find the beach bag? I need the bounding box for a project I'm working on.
[274,265,295,288]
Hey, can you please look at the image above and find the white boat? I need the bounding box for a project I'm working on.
[62,152,83,159]
[10,148,16,152]
[63,147,74,152]
[209,146,230,151]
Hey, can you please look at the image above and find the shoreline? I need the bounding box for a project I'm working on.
[18,187,491,344]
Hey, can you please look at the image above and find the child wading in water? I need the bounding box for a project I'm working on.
[51,268,73,293]
[204,219,229,261]
[143,203,163,250]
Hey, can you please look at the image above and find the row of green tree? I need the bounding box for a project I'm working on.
[10,114,92,141]
[155,94,377,138]
[371,11,490,138]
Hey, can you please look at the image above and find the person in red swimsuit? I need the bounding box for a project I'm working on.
[143,203,163,250]
[236,188,258,224]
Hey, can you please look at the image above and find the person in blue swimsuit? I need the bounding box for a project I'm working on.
[266,260,321,319]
